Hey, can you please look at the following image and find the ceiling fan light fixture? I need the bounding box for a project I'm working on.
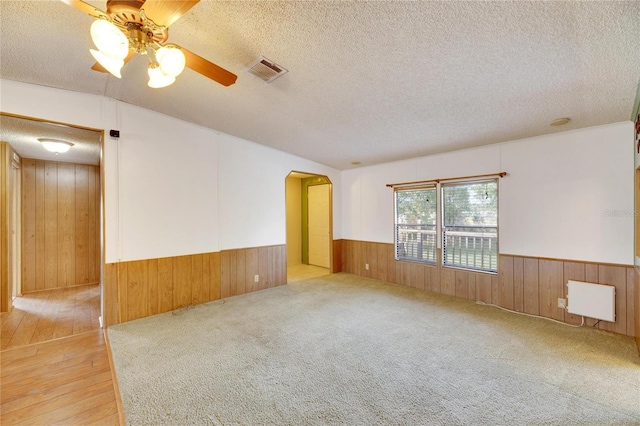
[156,45,186,77]
[63,0,238,88]
[38,138,74,154]
[148,63,175,88]
[90,19,129,60]
[90,49,124,78]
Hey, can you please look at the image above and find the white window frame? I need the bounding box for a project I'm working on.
[441,179,499,274]
[394,186,437,264]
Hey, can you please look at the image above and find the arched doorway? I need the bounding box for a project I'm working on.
[285,171,333,283]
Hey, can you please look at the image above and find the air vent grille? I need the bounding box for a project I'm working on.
[247,56,288,83]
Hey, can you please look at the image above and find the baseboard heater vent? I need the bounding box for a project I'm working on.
[567,280,615,322]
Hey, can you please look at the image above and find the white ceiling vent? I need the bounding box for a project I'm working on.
[247,56,288,83]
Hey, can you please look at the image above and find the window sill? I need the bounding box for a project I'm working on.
[441,265,497,275]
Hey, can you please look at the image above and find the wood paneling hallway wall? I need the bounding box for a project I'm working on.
[21,159,100,293]
[1,143,16,312]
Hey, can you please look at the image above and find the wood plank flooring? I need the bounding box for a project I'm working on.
[1,284,121,425]
[1,284,100,350]
[287,264,331,283]
[1,331,119,425]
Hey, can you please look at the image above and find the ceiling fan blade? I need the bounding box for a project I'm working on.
[91,62,107,73]
[59,0,108,18]
[140,0,200,28]
[91,49,136,73]
[182,48,237,87]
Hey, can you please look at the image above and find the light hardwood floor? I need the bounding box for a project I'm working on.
[1,285,120,425]
[1,284,101,350]
[287,264,330,283]
[1,331,119,425]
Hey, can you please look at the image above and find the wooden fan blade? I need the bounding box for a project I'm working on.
[59,0,108,18]
[91,62,107,73]
[91,49,136,73]
[140,0,200,28]
[182,48,237,87]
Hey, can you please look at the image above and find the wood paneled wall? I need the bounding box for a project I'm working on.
[21,159,100,293]
[220,245,287,298]
[332,239,342,274]
[103,244,287,327]
[104,252,221,325]
[339,240,636,337]
[0,143,12,311]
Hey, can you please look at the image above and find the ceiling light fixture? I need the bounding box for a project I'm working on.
[148,63,176,88]
[156,45,186,77]
[550,117,571,126]
[89,15,186,88]
[89,19,129,78]
[90,49,125,78]
[38,138,74,154]
[61,0,237,88]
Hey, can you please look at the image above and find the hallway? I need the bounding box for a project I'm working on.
[0,284,119,425]
[287,263,330,283]
[1,284,100,350]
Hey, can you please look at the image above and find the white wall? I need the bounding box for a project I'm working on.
[116,103,219,261]
[0,80,341,264]
[343,122,634,265]
[217,133,341,250]
[500,123,632,264]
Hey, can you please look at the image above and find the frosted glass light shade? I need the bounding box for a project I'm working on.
[90,49,124,78]
[148,64,175,88]
[156,45,186,77]
[90,19,129,59]
[38,139,74,154]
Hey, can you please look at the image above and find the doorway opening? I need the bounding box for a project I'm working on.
[285,171,333,283]
[0,113,104,350]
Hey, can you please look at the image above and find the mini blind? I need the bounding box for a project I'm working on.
[394,186,437,263]
[442,180,498,272]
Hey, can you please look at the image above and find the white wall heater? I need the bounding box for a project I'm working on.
[567,280,615,322]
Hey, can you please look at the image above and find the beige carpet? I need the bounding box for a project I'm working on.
[108,273,640,425]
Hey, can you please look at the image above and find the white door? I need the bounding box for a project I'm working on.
[308,184,330,268]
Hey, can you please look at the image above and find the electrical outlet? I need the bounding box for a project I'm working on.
[557,298,566,309]
[365,263,369,271]
[254,274,259,283]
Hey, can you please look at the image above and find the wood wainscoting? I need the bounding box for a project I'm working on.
[21,159,100,293]
[220,245,287,298]
[332,239,342,273]
[103,244,287,327]
[338,239,636,338]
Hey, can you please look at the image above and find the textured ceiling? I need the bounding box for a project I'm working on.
[1,1,639,170]
[0,114,102,165]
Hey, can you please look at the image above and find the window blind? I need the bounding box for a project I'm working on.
[442,180,498,272]
[394,187,437,263]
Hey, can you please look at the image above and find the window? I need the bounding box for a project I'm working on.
[394,187,437,263]
[442,180,498,272]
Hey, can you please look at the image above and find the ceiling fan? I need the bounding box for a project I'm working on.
[61,0,237,88]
